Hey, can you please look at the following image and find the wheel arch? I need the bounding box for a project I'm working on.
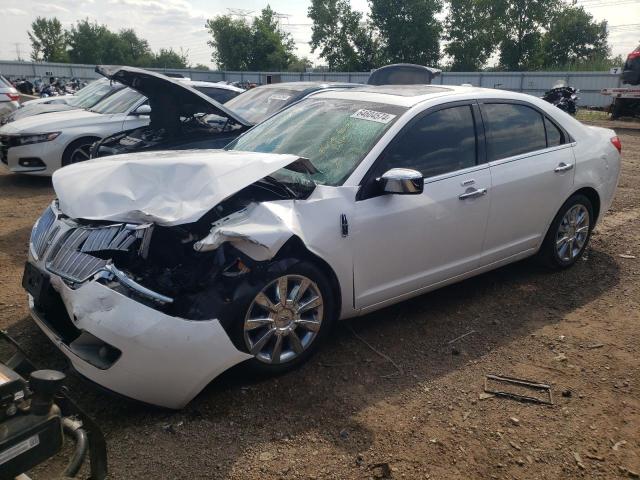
[274,235,343,321]
[570,186,601,224]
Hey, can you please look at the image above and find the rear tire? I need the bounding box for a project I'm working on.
[230,259,336,375]
[539,194,594,269]
[61,138,99,167]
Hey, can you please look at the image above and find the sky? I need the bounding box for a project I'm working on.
[0,0,637,69]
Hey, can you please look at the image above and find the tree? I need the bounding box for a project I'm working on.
[249,6,297,70]
[369,0,442,66]
[206,15,253,70]
[308,0,381,71]
[151,48,189,69]
[287,56,312,72]
[67,19,118,64]
[193,63,211,71]
[445,0,502,71]
[28,17,68,62]
[118,29,154,66]
[541,5,608,68]
[497,0,557,71]
[206,5,302,71]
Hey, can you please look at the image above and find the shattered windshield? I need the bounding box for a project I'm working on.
[226,98,406,186]
[224,87,300,124]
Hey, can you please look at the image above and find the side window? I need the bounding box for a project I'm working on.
[483,103,547,161]
[544,116,564,147]
[376,105,477,179]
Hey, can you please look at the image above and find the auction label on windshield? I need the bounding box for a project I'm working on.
[269,94,291,102]
[0,434,40,465]
[351,109,396,124]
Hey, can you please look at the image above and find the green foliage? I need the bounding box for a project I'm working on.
[444,0,501,71]
[308,0,381,71]
[541,6,608,68]
[369,0,443,66]
[28,17,68,62]
[206,16,253,70]
[206,5,301,71]
[152,48,189,69]
[193,64,211,71]
[497,0,558,71]
[287,57,313,72]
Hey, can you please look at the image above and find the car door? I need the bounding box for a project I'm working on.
[479,101,575,264]
[353,102,492,310]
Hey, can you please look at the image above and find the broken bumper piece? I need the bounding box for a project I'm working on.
[29,276,252,409]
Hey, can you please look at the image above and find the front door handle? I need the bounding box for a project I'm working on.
[554,162,574,173]
[459,187,488,200]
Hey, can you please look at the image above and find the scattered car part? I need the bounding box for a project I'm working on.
[484,374,553,405]
[0,331,107,480]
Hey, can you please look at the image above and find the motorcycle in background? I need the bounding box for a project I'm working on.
[542,81,579,115]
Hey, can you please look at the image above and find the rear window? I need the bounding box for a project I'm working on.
[194,87,239,104]
[482,103,547,161]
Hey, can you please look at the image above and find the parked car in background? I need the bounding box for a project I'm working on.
[23,85,621,408]
[223,81,356,124]
[90,66,251,158]
[0,87,147,174]
[0,74,20,121]
[622,44,640,85]
[92,75,353,158]
[0,71,246,175]
[2,78,124,125]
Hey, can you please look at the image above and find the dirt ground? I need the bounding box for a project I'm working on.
[0,122,638,479]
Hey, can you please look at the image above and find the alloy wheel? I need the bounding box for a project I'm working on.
[555,204,590,262]
[243,274,324,365]
[69,144,91,164]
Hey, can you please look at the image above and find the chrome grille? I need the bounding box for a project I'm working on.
[30,206,57,259]
[46,224,143,283]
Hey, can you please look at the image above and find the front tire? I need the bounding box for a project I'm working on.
[539,194,594,269]
[61,137,99,167]
[231,260,336,375]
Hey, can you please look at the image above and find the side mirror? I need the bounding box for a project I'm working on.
[132,104,151,116]
[378,168,424,195]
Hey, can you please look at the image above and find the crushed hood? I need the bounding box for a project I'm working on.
[96,65,251,127]
[52,149,314,226]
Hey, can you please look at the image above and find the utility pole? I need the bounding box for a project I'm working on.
[13,43,24,62]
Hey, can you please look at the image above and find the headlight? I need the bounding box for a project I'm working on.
[16,132,61,146]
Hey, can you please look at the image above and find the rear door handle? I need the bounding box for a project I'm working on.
[554,162,574,173]
[459,187,487,200]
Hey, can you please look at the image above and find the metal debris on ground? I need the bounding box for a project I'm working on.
[484,374,553,405]
[618,254,636,259]
[447,330,476,345]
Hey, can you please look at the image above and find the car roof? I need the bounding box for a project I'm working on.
[311,84,540,107]
[257,81,357,92]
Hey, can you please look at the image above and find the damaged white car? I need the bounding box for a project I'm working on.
[23,85,621,408]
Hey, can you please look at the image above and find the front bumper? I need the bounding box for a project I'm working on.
[0,135,65,175]
[29,275,251,409]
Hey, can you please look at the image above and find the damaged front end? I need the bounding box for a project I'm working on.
[24,155,317,408]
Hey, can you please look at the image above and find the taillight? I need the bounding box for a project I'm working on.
[628,50,640,61]
[611,136,622,154]
[5,93,19,102]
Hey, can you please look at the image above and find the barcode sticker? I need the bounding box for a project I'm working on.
[351,109,396,124]
[0,434,40,465]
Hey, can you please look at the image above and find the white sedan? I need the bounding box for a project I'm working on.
[23,85,621,408]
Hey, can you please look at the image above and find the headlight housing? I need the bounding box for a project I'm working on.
[16,132,61,146]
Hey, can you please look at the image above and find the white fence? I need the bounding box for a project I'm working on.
[0,60,623,108]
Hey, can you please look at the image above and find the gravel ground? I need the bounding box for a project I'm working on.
[0,123,638,479]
